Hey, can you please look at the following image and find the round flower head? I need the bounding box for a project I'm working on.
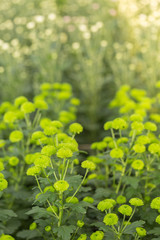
[144,122,157,131]
[3,111,17,123]
[104,121,113,130]
[90,231,104,240]
[103,213,118,226]
[54,180,69,192]
[29,222,37,230]
[41,145,56,157]
[131,121,144,132]
[81,160,96,171]
[9,157,19,166]
[118,204,132,216]
[57,147,73,158]
[130,114,143,122]
[70,98,80,106]
[77,234,87,240]
[0,235,15,240]
[77,220,84,228]
[9,130,23,143]
[0,162,4,171]
[69,123,83,134]
[131,160,144,170]
[66,196,79,204]
[25,154,35,165]
[31,131,44,141]
[91,142,107,151]
[156,215,160,224]
[0,178,8,191]
[47,205,58,213]
[14,96,27,107]
[0,139,5,148]
[21,101,35,114]
[133,144,146,153]
[136,135,150,145]
[0,173,4,178]
[148,143,160,154]
[110,148,124,158]
[136,227,147,237]
[129,198,144,207]
[34,154,50,168]
[97,199,116,211]
[45,226,51,232]
[40,118,52,129]
[51,121,63,128]
[112,118,127,130]
[116,195,126,204]
[34,100,48,110]
[44,126,58,136]
[26,166,41,176]
[151,197,160,209]
[83,196,94,203]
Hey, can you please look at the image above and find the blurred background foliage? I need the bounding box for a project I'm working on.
[0,0,160,143]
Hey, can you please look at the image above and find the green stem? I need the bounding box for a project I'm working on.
[110,128,117,148]
[63,160,70,180]
[58,192,63,227]
[68,169,88,203]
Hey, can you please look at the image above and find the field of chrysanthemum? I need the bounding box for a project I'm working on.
[1,0,160,239]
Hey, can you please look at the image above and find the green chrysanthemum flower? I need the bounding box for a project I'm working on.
[129,198,144,207]
[130,114,143,122]
[0,162,4,171]
[81,160,96,171]
[45,226,51,232]
[83,196,94,203]
[41,145,56,157]
[112,118,128,130]
[116,195,126,204]
[34,154,50,168]
[144,122,157,131]
[9,156,19,166]
[34,100,48,110]
[151,197,160,209]
[148,143,160,154]
[25,154,35,165]
[14,96,27,107]
[26,166,41,176]
[77,220,84,228]
[110,148,124,158]
[54,180,69,192]
[156,215,160,224]
[21,101,35,114]
[90,231,104,240]
[118,204,132,216]
[91,142,107,151]
[29,222,37,230]
[97,199,116,211]
[77,234,87,240]
[0,235,15,240]
[136,227,147,237]
[103,213,118,226]
[44,126,58,136]
[0,178,8,191]
[131,160,144,170]
[0,139,5,148]
[131,121,144,132]
[104,121,113,130]
[31,131,44,141]
[57,147,73,158]
[46,205,58,213]
[133,144,146,153]
[3,111,17,124]
[66,196,79,204]
[69,123,83,134]
[9,130,23,143]
[136,135,150,145]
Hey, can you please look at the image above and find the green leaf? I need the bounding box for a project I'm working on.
[53,225,76,240]
[26,206,51,219]
[123,220,145,235]
[0,209,17,221]
[16,230,41,239]
[122,176,140,189]
[149,227,160,236]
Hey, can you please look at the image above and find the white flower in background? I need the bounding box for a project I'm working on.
[83,32,91,39]
[48,13,56,21]
[27,22,35,29]
[1,43,9,51]
[100,40,108,47]
[34,15,45,23]
[45,29,52,36]
[0,67,4,73]
[11,39,19,47]
[79,24,87,32]
[72,42,80,50]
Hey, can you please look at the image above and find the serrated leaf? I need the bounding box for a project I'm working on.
[0,209,17,221]
[26,206,50,219]
[149,227,160,236]
[53,225,76,240]
[123,220,145,235]
[122,176,140,189]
